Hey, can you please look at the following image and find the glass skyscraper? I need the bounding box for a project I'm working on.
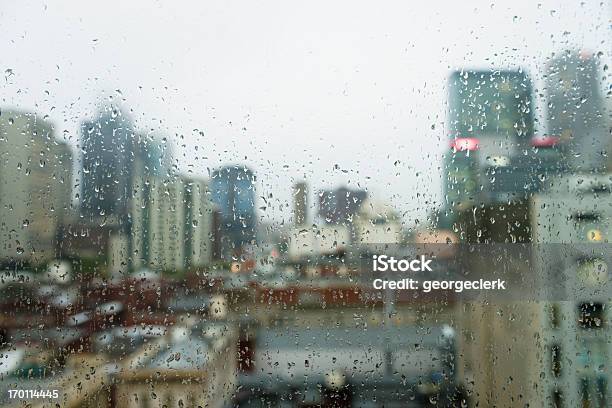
[546,50,607,172]
[210,165,256,256]
[444,70,537,208]
[80,106,135,220]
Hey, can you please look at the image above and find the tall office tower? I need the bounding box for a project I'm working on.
[444,69,538,210]
[443,137,481,211]
[147,176,186,271]
[210,165,256,256]
[318,187,367,225]
[448,69,535,148]
[127,173,214,273]
[0,110,73,266]
[531,175,612,407]
[546,50,607,172]
[125,131,172,265]
[183,178,215,268]
[80,106,135,220]
[132,131,170,179]
[293,182,307,226]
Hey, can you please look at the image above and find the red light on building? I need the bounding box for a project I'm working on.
[579,49,593,61]
[531,135,560,148]
[450,137,479,152]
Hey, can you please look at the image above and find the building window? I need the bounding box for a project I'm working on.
[578,302,605,329]
[549,303,561,329]
[551,344,562,378]
[551,388,563,408]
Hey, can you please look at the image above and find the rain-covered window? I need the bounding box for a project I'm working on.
[0,1,610,407]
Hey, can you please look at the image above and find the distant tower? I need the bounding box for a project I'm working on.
[80,106,134,220]
[0,111,73,266]
[546,50,607,172]
[318,187,367,225]
[445,69,536,207]
[210,165,256,256]
[293,182,307,226]
[448,69,535,148]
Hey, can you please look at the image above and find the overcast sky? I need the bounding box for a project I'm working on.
[0,0,610,227]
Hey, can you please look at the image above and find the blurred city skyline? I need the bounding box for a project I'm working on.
[0,3,611,406]
[0,0,610,226]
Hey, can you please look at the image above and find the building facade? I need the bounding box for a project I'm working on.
[80,107,135,220]
[546,50,608,173]
[318,187,367,225]
[531,175,612,407]
[127,173,214,274]
[210,165,256,257]
[0,111,73,266]
[444,70,537,211]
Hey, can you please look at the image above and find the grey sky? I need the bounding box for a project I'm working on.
[1,0,610,226]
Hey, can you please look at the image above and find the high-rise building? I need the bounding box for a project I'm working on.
[443,138,481,211]
[183,178,215,269]
[318,187,367,225]
[448,69,535,147]
[443,69,560,216]
[546,50,608,172]
[293,182,308,226]
[0,110,73,266]
[210,165,256,256]
[147,176,186,272]
[128,173,214,274]
[80,106,135,220]
[132,131,170,178]
[531,175,612,406]
[80,108,176,274]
